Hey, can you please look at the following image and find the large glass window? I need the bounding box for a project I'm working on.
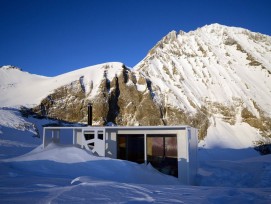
[117,133,178,177]
[117,134,144,164]
[147,134,178,177]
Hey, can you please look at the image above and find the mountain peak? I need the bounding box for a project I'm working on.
[0,65,22,71]
[195,23,259,36]
[202,23,227,29]
[165,30,177,39]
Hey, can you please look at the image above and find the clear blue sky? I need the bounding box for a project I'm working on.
[0,0,271,76]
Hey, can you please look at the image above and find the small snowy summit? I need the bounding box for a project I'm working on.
[1,65,22,71]
[1,24,271,203]
[0,62,124,107]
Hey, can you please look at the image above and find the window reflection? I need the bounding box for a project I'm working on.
[147,134,177,177]
[117,134,178,177]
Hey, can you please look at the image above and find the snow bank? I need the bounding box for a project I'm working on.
[0,107,35,131]
[198,118,260,161]
[198,154,271,188]
[202,118,261,149]
[4,143,106,163]
[3,143,179,185]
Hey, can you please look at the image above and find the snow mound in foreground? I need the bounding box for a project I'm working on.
[4,143,108,163]
[3,143,180,185]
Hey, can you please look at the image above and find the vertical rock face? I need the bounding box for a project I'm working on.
[115,68,163,126]
[32,64,164,127]
[32,80,88,123]
[30,24,271,142]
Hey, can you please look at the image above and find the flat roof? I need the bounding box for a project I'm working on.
[43,125,192,130]
[101,126,189,130]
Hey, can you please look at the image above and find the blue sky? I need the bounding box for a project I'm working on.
[0,0,271,76]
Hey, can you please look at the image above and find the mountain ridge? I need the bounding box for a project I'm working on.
[135,23,271,113]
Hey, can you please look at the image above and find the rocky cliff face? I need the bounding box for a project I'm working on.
[30,24,271,142]
[32,64,164,127]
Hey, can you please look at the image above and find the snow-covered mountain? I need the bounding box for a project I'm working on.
[135,24,271,115]
[1,24,271,150]
[134,24,271,147]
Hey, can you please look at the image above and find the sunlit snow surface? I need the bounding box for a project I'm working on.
[0,109,271,203]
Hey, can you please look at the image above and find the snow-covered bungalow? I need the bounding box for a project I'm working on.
[43,125,198,185]
[42,105,198,185]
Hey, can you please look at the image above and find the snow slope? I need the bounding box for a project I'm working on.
[135,24,271,115]
[0,62,124,107]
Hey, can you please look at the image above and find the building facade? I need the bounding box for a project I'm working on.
[43,126,198,185]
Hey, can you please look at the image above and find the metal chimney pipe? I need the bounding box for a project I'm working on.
[88,103,92,126]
